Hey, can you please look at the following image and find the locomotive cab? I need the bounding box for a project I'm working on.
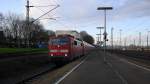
[48,35,71,62]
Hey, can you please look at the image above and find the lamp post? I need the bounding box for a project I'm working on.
[97,7,113,62]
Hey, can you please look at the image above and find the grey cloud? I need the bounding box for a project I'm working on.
[113,0,150,20]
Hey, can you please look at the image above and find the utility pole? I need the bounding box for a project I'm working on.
[119,29,122,49]
[26,0,34,47]
[147,31,150,49]
[26,0,29,47]
[124,37,126,49]
[97,7,113,62]
[134,39,136,49]
[25,0,59,48]
[111,27,114,50]
[139,32,141,48]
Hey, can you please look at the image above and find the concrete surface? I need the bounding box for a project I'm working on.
[57,51,150,84]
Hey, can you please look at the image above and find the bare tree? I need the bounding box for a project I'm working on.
[5,12,22,47]
[0,12,50,48]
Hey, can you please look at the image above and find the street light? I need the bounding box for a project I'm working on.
[97,7,113,62]
[97,7,113,10]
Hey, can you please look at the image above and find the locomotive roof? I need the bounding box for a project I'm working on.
[49,34,74,38]
[49,34,83,41]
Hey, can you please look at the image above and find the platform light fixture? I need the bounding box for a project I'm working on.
[97,7,113,62]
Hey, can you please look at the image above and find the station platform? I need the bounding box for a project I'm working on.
[58,51,123,84]
[57,51,150,84]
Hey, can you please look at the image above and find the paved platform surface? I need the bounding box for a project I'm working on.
[58,51,150,84]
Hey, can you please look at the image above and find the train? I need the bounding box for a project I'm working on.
[48,34,95,65]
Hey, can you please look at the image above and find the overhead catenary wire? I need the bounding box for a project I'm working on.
[25,0,60,47]
[31,5,60,23]
[29,0,59,21]
[32,5,58,7]
[34,7,59,20]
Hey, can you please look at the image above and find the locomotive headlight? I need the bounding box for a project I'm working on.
[51,54,53,56]
[65,54,68,56]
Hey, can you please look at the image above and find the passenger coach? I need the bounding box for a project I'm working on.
[48,34,94,64]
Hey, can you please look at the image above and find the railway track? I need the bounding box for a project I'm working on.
[18,56,87,84]
[0,54,86,84]
[17,64,56,84]
[107,49,150,60]
[0,53,53,84]
[106,50,150,70]
[0,53,47,61]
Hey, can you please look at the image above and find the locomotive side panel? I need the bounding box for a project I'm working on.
[48,34,95,65]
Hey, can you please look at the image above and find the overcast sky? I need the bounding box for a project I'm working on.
[0,0,150,45]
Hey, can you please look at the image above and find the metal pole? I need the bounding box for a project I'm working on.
[100,28,101,43]
[26,0,30,48]
[124,37,126,48]
[147,32,148,49]
[111,27,114,50]
[147,31,150,50]
[98,35,100,43]
[104,10,106,62]
[119,29,122,49]
[97,7,113,62]
[148,31,150,49]
[134,39,135,49]
[139,32,141,48]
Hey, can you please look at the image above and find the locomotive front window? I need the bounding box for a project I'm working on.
[49,37,69,45]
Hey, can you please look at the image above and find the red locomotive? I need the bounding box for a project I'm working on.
[48,32,94,65]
